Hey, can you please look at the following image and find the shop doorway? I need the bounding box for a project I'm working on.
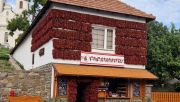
[76,82,89,102]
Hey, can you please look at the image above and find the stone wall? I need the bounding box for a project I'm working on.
[0,64,52,102]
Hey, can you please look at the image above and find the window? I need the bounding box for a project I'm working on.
[39,48,45,56]
[32,54,35,65]
[57,77,67,96]
[133,80,140,97]
[99,79,128,98]
[6,11,9,16]
[4,32,8,42]
[19,1,23,9]
[92,26,115,50]
[107,29,114,49]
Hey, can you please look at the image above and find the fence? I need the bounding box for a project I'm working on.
[152,92,180,102]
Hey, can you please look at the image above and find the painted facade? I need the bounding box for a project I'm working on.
[0,0,28,48]
[13,4,149,70]
[11,0,157,102]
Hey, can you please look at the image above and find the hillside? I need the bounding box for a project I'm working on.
[0,48,13,71]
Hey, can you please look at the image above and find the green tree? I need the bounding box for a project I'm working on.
[147,21,180,84]
[7,0,46,43]
[28,0,46,19]
[7,11,29,36]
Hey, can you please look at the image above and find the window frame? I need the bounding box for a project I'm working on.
[56,77,68,98]
[91,25,116,53]
[19,1,23,9]
[4,32,8,43]
[32,54,35,65]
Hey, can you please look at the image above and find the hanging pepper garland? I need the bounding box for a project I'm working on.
[53,49,81,60]
[68,79,77,102]
[116,28,147,39]
[115,37,147,48]
[53,29,80,40]
[125,56,147,65]
[67,78,100,102]
[31,9,148,65]
[84,80,100,102]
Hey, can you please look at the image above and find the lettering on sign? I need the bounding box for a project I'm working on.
[81,52,124,67]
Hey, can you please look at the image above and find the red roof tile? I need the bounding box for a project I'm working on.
[50,0,155,20]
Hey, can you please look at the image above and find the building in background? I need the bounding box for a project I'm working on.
[0,0,28,48]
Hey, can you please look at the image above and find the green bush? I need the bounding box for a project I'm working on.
[175,83,180,92]
[0,54,9,60]
[0,48,9,60]
[0,48,9,53]
[0,48,12,71]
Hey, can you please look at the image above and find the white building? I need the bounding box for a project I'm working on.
[11,1,157,101]
[11,0,156,70]
[0,0,28,48]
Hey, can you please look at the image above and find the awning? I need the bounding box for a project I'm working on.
[53,64,158,80]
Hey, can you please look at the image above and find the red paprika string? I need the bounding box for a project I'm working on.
[31,9,147,65]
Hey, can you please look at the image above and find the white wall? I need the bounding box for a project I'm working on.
[33,40,53,68]
[32,39,80,68]
[16,0,29,14]
[0,26,6,45]
[0,28,19,48]
[13,33,32,70]
[12,7,50,70]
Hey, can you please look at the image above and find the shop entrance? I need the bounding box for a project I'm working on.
[76,82,89,102]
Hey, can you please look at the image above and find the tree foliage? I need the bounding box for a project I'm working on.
[147,21,180,83]
[7,11,29,36]
[7,0,46,43]
[28,0,46,19]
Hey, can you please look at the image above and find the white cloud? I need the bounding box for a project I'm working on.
[122,0,180,28]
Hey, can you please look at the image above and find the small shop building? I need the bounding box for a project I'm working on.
[11,0,158,102]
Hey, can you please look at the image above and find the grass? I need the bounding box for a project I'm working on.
[0,48,13,71]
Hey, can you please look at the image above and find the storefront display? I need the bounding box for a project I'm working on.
[98,79,128,98]
[54,64,157,102]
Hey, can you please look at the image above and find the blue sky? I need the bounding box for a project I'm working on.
[7,0,15,9]
[7,0,180,29]
[122,0,180,28]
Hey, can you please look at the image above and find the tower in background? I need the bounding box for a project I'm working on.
[16,0,29,14]
[0,0,29,48]
[0,0,5,12]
